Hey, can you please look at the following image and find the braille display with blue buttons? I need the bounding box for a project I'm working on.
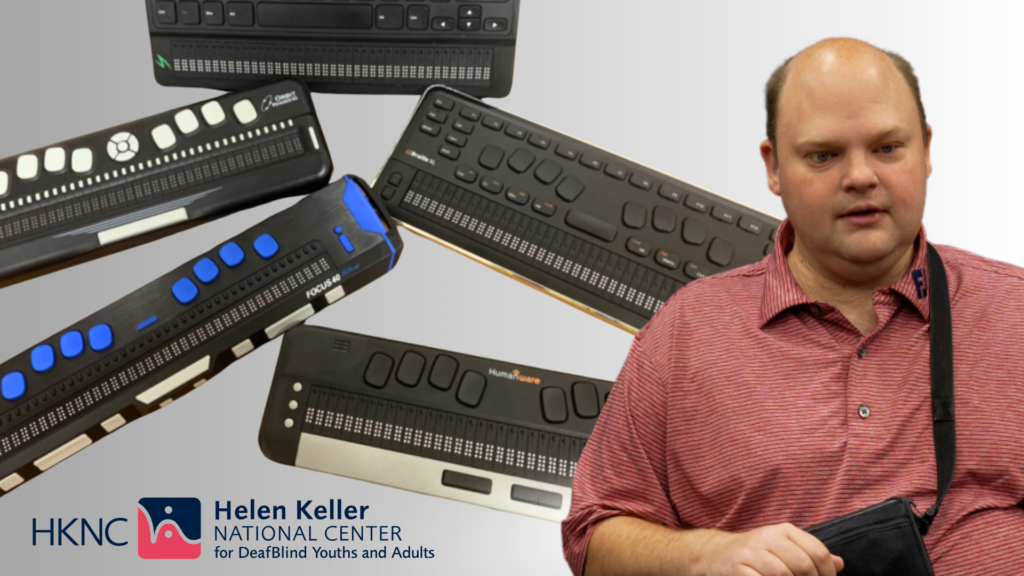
[0,177,402,497]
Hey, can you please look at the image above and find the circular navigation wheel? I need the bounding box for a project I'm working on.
[107,132,139,163]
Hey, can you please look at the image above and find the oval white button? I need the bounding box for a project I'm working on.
[16,155,39,180]
[174,109,200,134]
[44,148,67,173]
[0,171,8,196]
[201,101,226,126]
[233,99,258,124]
[71,148,93,173]
[151,124,177,150]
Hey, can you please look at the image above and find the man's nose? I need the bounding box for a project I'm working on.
[841,150,879,193]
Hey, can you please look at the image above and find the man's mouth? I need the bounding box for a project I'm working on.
[840,204,885,225]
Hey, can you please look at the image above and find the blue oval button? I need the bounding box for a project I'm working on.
[31,345,55,373]
[2,372,26,401]
[60,331,84,358]
[218,241,245,268]
[193,257,220,284]
[253,234,279,259]
[89,324,114,352]
[172,278,199,305]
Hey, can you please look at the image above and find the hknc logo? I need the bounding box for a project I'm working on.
[137,498,201,559]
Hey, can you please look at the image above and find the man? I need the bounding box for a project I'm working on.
[562,38,1024,576]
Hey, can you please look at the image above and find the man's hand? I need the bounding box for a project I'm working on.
[696,523,844,576]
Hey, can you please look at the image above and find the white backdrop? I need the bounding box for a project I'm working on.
[0,1,1021,574]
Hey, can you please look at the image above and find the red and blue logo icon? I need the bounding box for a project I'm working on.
[137,498,201,559]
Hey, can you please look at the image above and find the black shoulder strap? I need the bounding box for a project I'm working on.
[919,244,955,535]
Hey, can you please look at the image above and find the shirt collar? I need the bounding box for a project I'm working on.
[759,220,931,328]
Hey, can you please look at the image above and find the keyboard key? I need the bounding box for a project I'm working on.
[770,228,778,241]
[172,278,199,305]
[31,345,55,373]
[432,95,455,111]
[573,382,601,418]
[16,155,39,180]
[685,194,710,213]
[739,216,765,235]
[505,124,528,140]
[419,121,441,136]
[659,184,683,203]
[460,107,481,122]
[60,331,84,359]
[629,173,653,190]
[626,237,652,257]
[339,235,355,253]
[396,352,426,386]
[44,148,66,173]
[457,371,487,408]
[482,115,504,131]
[2,372,26,401]
[478,145,505,170]
[174,109,200,134]
[151,124,177,150]
[480,176,503,194]
[193,257,220,284]
[364,353,394,389]
[407,5,429,29]
[528,133,551,149]
[540,387,568,424]
[442,470,491,494]
[506,189,529,205]
[459,5,482,18]
[439,144,460,160]
[507,148,536,173]
[218,241,245,267]
[88,324,114,352]
[428,355,459,391]
[708,238,735,266]
[179,1,201,24]
[580,154,603,170]
[376,5,404,29]
[154,1,176,24]
[201,101,226,126]
[565,210,617,243]
[532,200,557,217]
[682,217,708,245]
[623,202,647,229]
[453,119,475,134]
[655,249,680,270]
[685,261,710,279]
[534,159,563,185]
[0,172,6,195]
[556,177,585,202]
[555,144,579,160]
[426,109,448,123]
[253,233,279,259]
[652,206,677,233]
[233,99,258,124]
[484,18,508,32]
[604,163,628,180]
[458,19,481,31]
[227,2,254,26]
[388,173,403,187]
[70,148,93,174]
[381,187,397,201]
[712,205,738,224]
[445,133,467,147]
[511,485,563,509]
[203,2,224,25]
[432,17,455,30]
[454,165,478,183]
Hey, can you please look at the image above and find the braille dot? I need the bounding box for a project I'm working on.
[165,506,173,514]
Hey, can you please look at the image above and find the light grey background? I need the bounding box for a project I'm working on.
[1,0,1022,573]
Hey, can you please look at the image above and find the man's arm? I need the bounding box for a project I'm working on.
[586,516,844,576]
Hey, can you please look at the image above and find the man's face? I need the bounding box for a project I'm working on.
[762,47,931,270]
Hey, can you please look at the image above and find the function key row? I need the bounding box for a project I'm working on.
[172,234,280,305]
[0,98,261,198]
[2,323,114,401]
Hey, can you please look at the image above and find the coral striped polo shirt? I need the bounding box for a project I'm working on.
[562,221,1024,575]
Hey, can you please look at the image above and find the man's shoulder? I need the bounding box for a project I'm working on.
[937,243,1024,291]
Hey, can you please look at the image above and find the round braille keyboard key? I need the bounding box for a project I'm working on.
[396,352,426,387]
[428,355,459,391]
[193,257,220,284]
[682,217,708,245]
[88,324,114,352]
[44,148,67,173]
[0,171,7,196]
[31,345,55,373]
[60,331,84,358]
[541,387,568,423]
[218,241,245,267]
[172,278,199,304]
[253,234,279,259]
[71,148,93,174]
[2,372,26,401]
[151,124,177,150]
[364,353,394,389]
[201,101,226,126]
[572,382,601,418]
[16,155,39,180]
[456,371,487,408]
[233,99,258,125]
[175,109,200,134]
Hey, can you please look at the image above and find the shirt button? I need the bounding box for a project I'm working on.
[857,347,866,358]
[859,405,871,419]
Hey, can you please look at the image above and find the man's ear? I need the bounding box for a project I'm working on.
[924,124,933,178]
[760,139,782,197]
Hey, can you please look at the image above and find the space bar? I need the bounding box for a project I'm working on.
[565,210,618,243]
[258,4,374,29]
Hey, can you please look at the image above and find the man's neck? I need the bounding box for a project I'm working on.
[786,236,917,334]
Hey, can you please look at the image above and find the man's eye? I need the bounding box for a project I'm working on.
[879,144,897,154]
[811,152,833,163]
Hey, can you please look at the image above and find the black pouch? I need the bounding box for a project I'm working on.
[806,245,955,576]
